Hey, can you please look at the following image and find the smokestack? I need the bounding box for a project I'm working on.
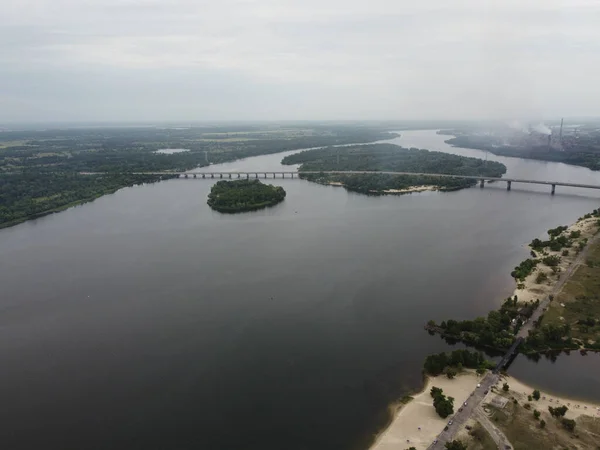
[559,118,564,144]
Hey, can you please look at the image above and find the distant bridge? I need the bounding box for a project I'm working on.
[154,171,600,195]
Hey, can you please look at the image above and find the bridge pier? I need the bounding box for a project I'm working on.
[228,173,232,178]
[507,180,511,191]
[219,173,222,179]
[193,174,197,179]
[291,173,294,178]
[264,173,267,178]
[551,184,556,195]
[184,174,188,179]
[273,173,276,178]
[237,173,240,178]
[202,173,205,178]
[246,174,249,179]
[211,173,214,178]
[480,179,485,188]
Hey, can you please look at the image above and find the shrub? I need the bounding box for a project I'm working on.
[536,272,548,283]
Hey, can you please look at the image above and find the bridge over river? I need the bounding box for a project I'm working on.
[159,170,600,195]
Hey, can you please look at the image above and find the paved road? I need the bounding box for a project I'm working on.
[426,373,499,449]
[474,407,512,449]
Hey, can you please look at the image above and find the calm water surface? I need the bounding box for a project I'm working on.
[1,130,599,450]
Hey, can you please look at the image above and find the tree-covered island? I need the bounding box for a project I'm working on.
[207,179,286,213]
[281,144,506,195]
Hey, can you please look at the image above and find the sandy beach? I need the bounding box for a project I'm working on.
[509,215,599,305]
[371,371,482,450]
[500,375,600,419]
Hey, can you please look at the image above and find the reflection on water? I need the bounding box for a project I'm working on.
[0,130,599,449]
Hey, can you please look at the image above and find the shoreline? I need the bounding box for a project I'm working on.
[507,215,600,307]
[370,212,600,449]
[370,370,482,450]
[502,375,600,419]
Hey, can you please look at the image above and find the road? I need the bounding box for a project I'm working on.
[430,230,600,448]
[426,373,499,449]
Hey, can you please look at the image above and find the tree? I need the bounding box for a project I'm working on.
[446,368,457,379]
[430,386,443,398]
[432,390,454,418]
[533,410,541,420]
[445,440,467,450]
[532,389,540,400]
[561,418,576,432]
[502,383,509,392]
[540,419,546,429]
[548,405,568,417]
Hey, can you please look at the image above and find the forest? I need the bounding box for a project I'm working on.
[281,144,506,194]
[0,125,395,227]
[207,179,286,213]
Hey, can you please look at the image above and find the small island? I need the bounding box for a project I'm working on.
[207,179,286,213]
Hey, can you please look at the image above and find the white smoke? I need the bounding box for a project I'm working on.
[531,123,551,135]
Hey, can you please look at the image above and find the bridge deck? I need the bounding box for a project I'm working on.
[167,171,600,190]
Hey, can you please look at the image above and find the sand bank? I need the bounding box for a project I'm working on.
[501,375,600,419]
[371,371,482,450]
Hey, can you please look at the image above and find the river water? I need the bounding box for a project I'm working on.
[1,130,599,450]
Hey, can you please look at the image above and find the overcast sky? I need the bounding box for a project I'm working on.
[1,0,599,122]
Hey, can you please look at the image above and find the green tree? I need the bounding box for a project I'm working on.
[502,383,509,392]
[561,418,576,432]
[548,405,568,417]
[532,389,540,400]
[533,410,541,420]
[446,368,457,379]
[430,386,443,398]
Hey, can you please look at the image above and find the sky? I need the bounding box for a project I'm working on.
[1,0,599,123]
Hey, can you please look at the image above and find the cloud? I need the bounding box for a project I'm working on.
[1,0,600,122]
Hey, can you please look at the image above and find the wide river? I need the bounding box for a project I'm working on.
[1,130,600,450]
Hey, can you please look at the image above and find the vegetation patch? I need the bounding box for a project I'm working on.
[207,179,286,213]
[282,144,507,195]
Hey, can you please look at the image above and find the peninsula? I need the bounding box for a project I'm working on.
[281,144,506,195]
[207,179,286,213]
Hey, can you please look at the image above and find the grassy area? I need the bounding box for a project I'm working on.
[485,393,600,449]
[543,238,600,344]
[465,422,497,450]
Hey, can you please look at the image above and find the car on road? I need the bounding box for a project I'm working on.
[458,407,463,412]
[463,401,467,406]
[448,420,453,425]
[484,389,489,394]
[477,383,481,387]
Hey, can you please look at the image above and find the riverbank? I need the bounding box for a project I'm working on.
[508,214,600,306]
[370,371,481,450]
[503,375,600,418]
